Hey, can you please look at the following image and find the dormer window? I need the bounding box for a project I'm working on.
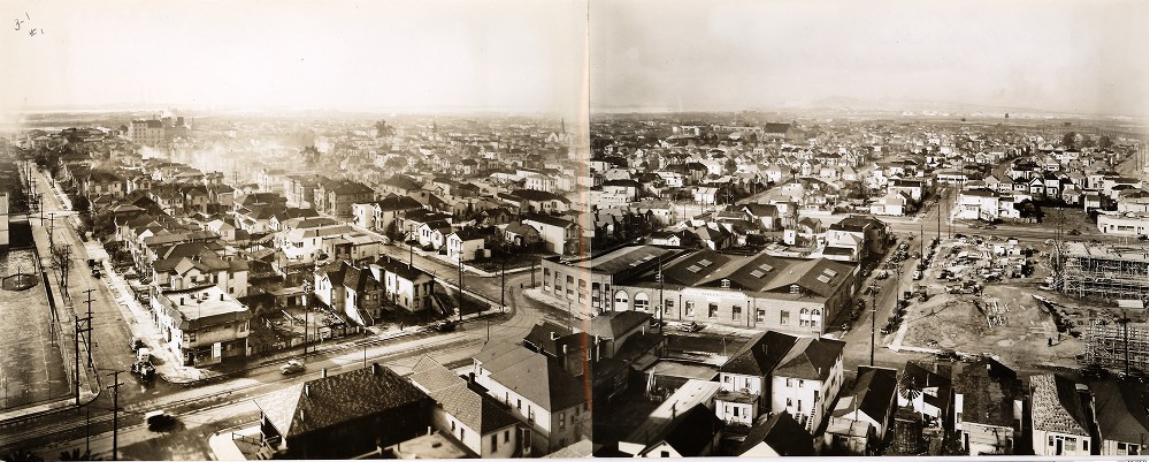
[721,279,731,288]
[790,284,800,294]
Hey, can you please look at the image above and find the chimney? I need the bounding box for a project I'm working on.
[550,331,558,340]
[220,293,224,301]
[562,344,568,356]
[304,384,310,397]
[671,402,677,418]
[372,362,382,376]
[180,297,184,305]
[321,368,328,378]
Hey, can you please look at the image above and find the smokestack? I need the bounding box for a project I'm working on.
[372,362,382,376]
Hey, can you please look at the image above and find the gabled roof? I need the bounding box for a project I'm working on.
[409,357,520,434]
[1030,374,1089,437]
[474,341,587,412]
[834,366,898,422]
[720,331,799,377]
[952,358,1023,427]
[652,404,722,457]
[1090,379,1149,443]
[590,311,652,340]
[522,321,585,360]
[773,335,845,381]
[256,364,430,439]
[737,411,815,456]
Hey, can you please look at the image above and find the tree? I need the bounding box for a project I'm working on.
[72,195,90,213]
[1,449,44,462]
[724,158,738,175]
[1062,132,1077,148]
[375,120,396,138]
[1099,135,1113,150]
[302,146,321,167]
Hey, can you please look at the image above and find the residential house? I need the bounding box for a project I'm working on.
[409,356,522,458]
[617,379,723,457]
[952,358,1025,455]
[825,366,899,455]
[523,214,580,256]
[446,228,487,262]
[371,258,436,313]
[734,411,816,457]
[1091,379,1149,456]
[149,285,251,366]
[254,363,434,459]
[1030,374,1092,457]
[472,341,591,455]
[716,331,846,434]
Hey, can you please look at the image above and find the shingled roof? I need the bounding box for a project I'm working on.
[721,331,843,381]
[1030,374,1089,437]
[257,364,430,439]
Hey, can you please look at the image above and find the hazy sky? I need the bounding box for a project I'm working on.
[592,0,1149,117]
[0,0,587,118]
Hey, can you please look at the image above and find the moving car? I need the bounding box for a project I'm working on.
[281,359,306,375]
[145,410,175,431]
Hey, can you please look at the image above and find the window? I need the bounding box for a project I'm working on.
[790,284,800,294]
[956,412,962,423]
[504,430,510,443]
[708,303,718,318]
[780,310,789,325]
[732,305,742,319]
[733,407,740,417]
[685,301,695,317]
[559,418,565,429]
[664,300,674,314]
[1082,440,1088,452]
[517,399,522,410]
[491,435,498,452]
[724,376,732,384]
[798,379,804,388]
[634,293,650,311]
[757,309,766,322]
[720,279,730,288]
[451,420,456,431]
[660,451,670,458]
[786,378,793,387]
[786,398,792,407]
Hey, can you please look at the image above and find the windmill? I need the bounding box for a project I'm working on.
[898,372,922,405]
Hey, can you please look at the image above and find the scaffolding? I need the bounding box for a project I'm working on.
[1082,323,1149,370]
[1061,242,1149,301]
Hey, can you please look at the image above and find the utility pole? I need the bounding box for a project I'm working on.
[83,288,95,368]
[74,313,92,405]
[870,288,876,367]
[457,253,464,323]
[658,254,665,334]
[303,281,311,354]
[108,370,122,462]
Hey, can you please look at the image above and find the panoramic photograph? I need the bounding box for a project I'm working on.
[0,0,1147,460]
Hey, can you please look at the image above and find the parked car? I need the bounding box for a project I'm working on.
[437,320,457,332]
[281,359,306,375]
[1068,228,1082,236]
[678,321,702,332]
[984,225,997,230]
[1080,363,1109,379]
[129,337,145,352]
[91,268,102,279]
[1121,368,1149,383]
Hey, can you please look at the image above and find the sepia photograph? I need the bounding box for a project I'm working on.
[1,0,1148,460]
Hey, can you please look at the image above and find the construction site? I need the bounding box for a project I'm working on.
[1059,242,1149,301]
